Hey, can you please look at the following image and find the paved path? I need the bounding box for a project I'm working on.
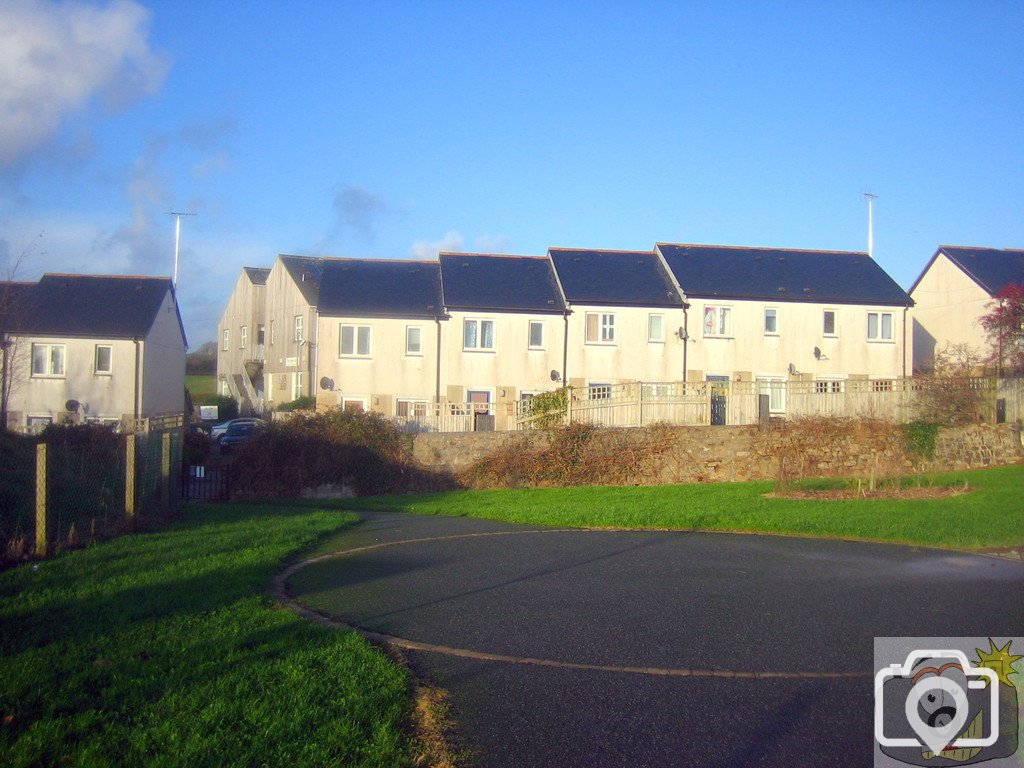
[281,512,1024,767]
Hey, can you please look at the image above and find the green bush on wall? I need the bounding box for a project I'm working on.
[902,421,939,459]
[276,395,316,412]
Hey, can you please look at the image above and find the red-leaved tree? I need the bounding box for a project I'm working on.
[980,283,1024,375]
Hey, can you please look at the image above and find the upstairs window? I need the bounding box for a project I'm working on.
[257,324,265,346]
[528,320,544,349]
[340,324,371,357]
[270,320,276,346]
[867,311,894,341]
[294,315,304,343]
[764,308,778,335]
[585,313,616,343]
[94,345,112,375]
[31,343,65,377]
[703,306,731,337]
[240,325,247,349]
[823,310,837,336]
[463,319,494,350]
[648,314,664,343]
[222,329,230,351]
[406,326,422,355]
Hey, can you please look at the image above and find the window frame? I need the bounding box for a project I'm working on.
[702,305,732,338]
[31,343,66,378]
[396,398,429,419]
[585,312,616,344]
[823,309,838,337]
[339,323,372,358]
[867,311,895,342]
[756,375,786,414]
[764,307,779,336]
[648,314,665,343]
[528,320,545,350]
[270,320,276,346]
[240,325,247,349]
[222,329,230,351]
[94,344,113,375]
[463,318,495,351]
[294,314,304,343]
[405,325,423,356]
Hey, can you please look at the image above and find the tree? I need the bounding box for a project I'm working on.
[980,283,1024,376]
[186,340,217,375]
[912,343,987,425]
[0,240,41,432]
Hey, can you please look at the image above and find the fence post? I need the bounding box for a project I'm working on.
[566,386,573,425]
[35,443,47,556]
[636,382,643,426]
[161,431,171,513]
[125,434,136,526]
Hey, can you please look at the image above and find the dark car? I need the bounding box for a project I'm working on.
[219,421,264,454]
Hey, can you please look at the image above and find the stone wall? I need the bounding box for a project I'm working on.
[411,422,1023,486]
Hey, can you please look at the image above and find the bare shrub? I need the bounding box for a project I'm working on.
[913,344,988,426]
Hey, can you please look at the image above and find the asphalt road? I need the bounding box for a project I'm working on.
[287,512,1024,768]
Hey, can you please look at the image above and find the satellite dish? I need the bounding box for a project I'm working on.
[65,399,80,412]
[320,377,335,391]
[550,370,561,383]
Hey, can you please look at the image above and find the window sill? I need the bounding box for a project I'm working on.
[405,352,423,358]
[528,346,546,352]
[866,339,896,344]
[94,372,113,377]
[648,339,665,344]
[339,355,372,360]
[703,335,734,340]
[463,348,496,353]
[31,375,65,380]
[763,333,779,338]
[584,341,617,346]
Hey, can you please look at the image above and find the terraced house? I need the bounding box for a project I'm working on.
[217,241,915,428]
[1,274,187,432]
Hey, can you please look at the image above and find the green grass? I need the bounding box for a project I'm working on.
[185,374,217,402]
[0,504,415,768]
[335,464,1024,550]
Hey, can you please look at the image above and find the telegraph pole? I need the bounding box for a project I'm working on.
[167,211,196,286]
[864,192,877,258]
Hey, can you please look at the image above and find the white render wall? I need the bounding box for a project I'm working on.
[685,298,910,382]
[910,252,992,372]
[262,259,316,403]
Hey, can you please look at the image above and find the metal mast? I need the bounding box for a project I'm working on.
[167,211,196,286]
[864,193,877,258]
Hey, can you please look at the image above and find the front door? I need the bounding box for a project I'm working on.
[707,375,729,426]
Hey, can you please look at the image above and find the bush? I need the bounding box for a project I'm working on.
[902,421,939,459]
[275,395,316,412]
[229,409,454,497]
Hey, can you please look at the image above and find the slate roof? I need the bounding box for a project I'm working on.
[439,253,566,314]
[657,244,913,307]
[279,255,324,306]
[910,246,1024,297]
[318,258,443,319]
[547,248,684,307]
[0,274,185,341]
[243,266,270,286]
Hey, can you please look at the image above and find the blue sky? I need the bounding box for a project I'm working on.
[1,0,1021,345]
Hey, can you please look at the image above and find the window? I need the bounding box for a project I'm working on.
[342,398,366,413]
[585,313,616,343]
[823,310,837,336]
[240,325,247,349]
[222,329,230,351]
[814,379,843,394]
[26,416,52,434]
[291,372,304,400]
[257,324,265,345]
[31,344,65,377]
[756,376,786,414]
[764,308,778,335]
[406,326,422,355]
[871,378,893,392]
[94,345,112,374]
[340,324,371,356]
[528,320,544,349]
[294,315,304,343]
[588,382,612,400]
[270,320,276,346]
[703,306,731,337]
[221,380,229,396]
[867,311,894,341]
[463,319,494,350]
[648,314,664,343]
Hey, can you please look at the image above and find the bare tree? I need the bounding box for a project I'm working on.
[0,237,42,432]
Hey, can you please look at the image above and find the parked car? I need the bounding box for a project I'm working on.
[218,421,264,454]
[210,417,264,443]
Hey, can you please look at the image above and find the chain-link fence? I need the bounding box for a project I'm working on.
[0,420,183,565]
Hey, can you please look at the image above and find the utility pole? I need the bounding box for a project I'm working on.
[167,211,196,286]
[864,192,877,258]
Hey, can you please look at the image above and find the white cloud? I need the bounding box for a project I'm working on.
[474,233,514,253]
[0,0,167,167]
[410,229,463,260]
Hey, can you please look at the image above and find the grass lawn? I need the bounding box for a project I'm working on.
[185,374,217,402]
[0,504,417,768]
[336,464,1024,551]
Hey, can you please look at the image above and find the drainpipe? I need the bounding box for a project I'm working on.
[562,311,569,387]
[682,303,690,383]
[435,317,442,404]
[309,308,318,400]
[901,306,908,379]
[133,337,141,419]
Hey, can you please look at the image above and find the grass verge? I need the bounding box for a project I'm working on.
[0,504,418,767]
[335,464,1024,550]
[185,374,217,402]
